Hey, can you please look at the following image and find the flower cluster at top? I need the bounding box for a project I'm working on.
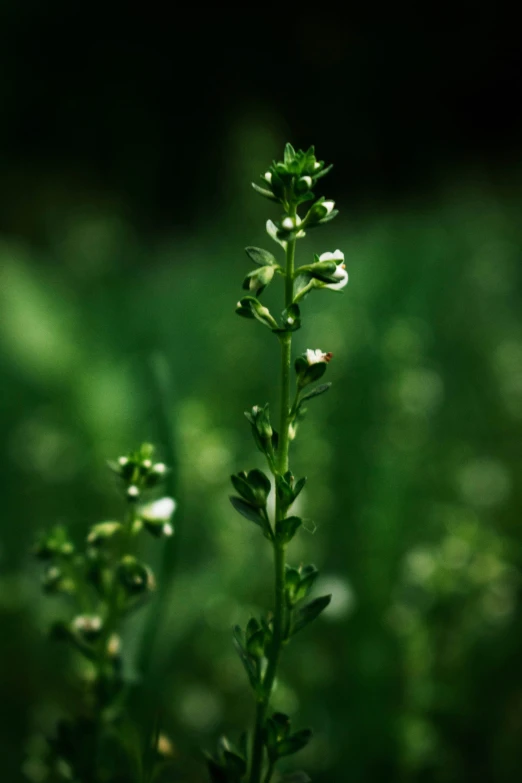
[236,144,348,341]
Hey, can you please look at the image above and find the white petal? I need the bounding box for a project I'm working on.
[325,267,348,290]
[319,249,344,263]
[264,171,272,183]
[266,220,287,249]
[306,348,326,365]
[323,200,335,214]
[141,497,176,522]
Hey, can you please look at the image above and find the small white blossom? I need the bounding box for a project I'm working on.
[163,522,174,537]
[141,497,176,523]
[317,250,348,291]
[266,219,287,249]
[282,217,295,231]
[118,456,128,466]
[264,171,272,183]
[142,459,152,469]
[107,634,121,657]
[322,200,335,214]
[306,349,333,365]
[313,161,321,171]
[287,316,295,325]
[73,615,102,633]
[153,462,167,475]
[325,263,348,291]
[301,176,312,188]
[127,485,139,498]
[319,249,344,263]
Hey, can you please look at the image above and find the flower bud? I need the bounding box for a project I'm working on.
[304,199,338,228]
[87,521,123,546]
[306,349,333,365]
[236,297,278,329]
[72,614,103,642]
[140,497,176,537]
[117,555,156,594]
[242,265,275,295]
[295,348,333,387]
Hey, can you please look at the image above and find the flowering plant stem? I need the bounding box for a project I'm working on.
[250,220,296,783]
[211,144,347,783]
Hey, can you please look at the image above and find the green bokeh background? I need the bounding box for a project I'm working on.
[1,8,521,782]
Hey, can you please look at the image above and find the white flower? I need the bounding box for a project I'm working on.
[322,200,335,214]
[282,217,295,231]
[73,615,102,633]
[325,263,348,291]
[319,249,344,264]
[264,171,272,183]
[118,456,128,466]
[142,459,152,469]
[266,219,287,249]
[301,176,312,188]
[152,462,167,475]
[141,497,176,523]
[127,485,139,498]
[317,250,348,291]
[306,349,333,365]
[313,161,321,171]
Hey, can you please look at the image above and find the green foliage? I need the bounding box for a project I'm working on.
[3,134,522,783]
[31,446,175,783]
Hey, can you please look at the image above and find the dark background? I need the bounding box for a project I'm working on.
[1,6,522,783]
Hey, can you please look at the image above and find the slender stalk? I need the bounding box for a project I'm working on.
[249,207,297,783]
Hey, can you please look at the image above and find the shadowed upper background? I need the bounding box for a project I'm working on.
[1,6,521,783]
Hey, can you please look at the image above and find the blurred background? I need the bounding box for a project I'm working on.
[1,6,522,782]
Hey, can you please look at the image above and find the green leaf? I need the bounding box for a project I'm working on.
[247,468,271,499]
[230,473,257,505]
[299,383,331,405]
[284,142,296,165]
[236,296,278,329]
[274,303,301,334]
[295,565,319,602]
[233,626,259,691]
[246,617,260,638]
[271,712,291,740]
[245,247,278,267]
[246,629,266,658]
[251,182,278,201]
[277,515,303,543]
[302,362,327,385]
[293,477,307,499]
[314,163,333,180]
[276,474,294,506]
[292,595,331,635]
[229,496,266,528]
[277,729,313,758]
[294,355,308,375]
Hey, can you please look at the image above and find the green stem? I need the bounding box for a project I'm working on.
[249,209,296,783]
